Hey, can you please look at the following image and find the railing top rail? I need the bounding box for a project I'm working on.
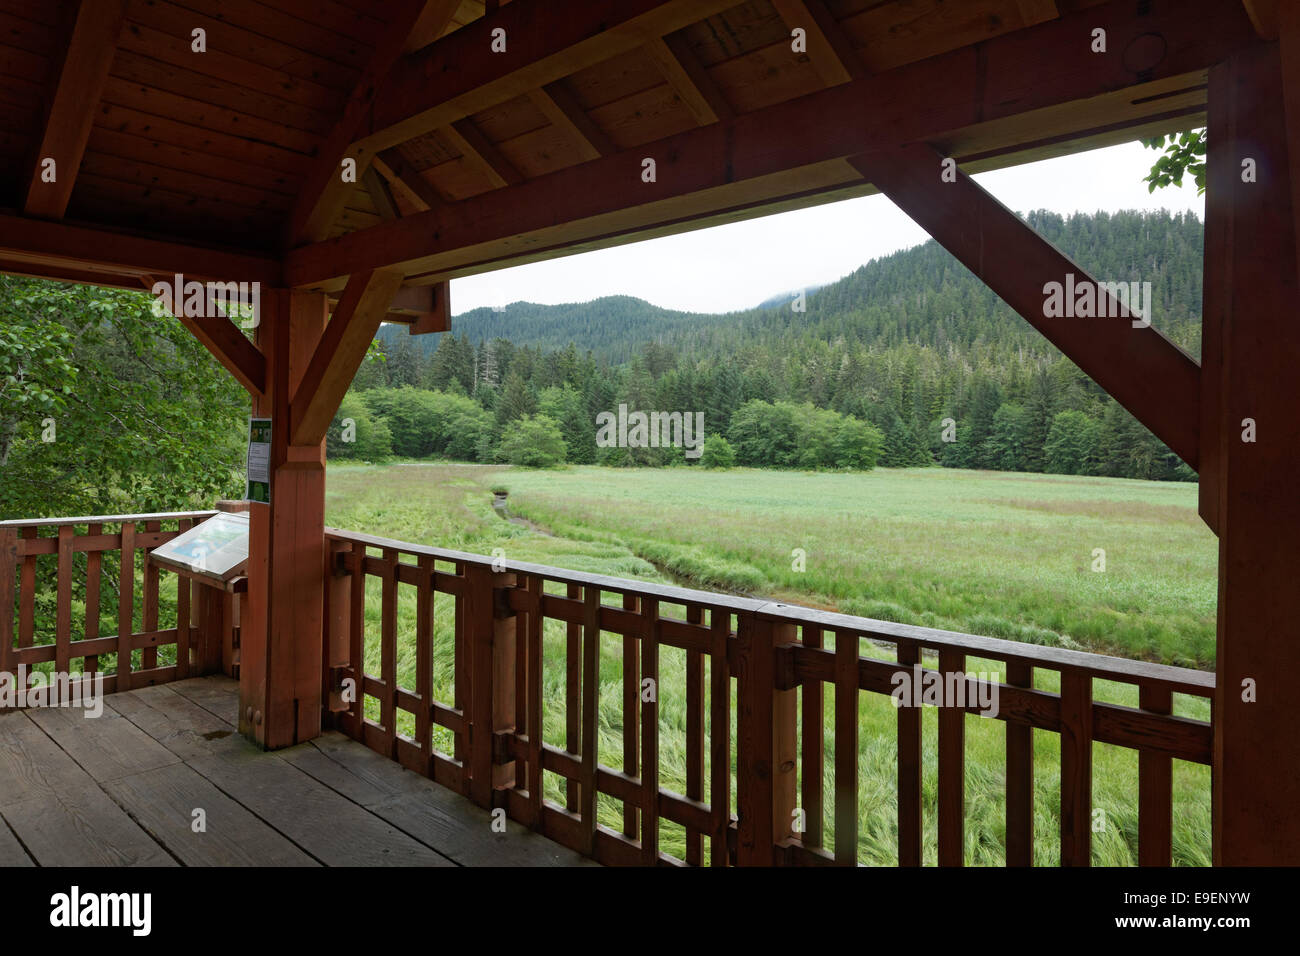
[0,510,218,530]
[326,525,1215,695]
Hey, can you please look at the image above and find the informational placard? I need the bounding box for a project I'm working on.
[149,512,249,583]
[246,417,271,504]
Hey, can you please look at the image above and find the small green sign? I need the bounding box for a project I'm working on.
[246,417,272,504]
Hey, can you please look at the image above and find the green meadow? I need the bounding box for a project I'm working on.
[325,463,1217,866]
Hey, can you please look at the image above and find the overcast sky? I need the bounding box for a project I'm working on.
[449,140,1203,316]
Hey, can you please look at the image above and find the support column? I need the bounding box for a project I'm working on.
[1204,44,1300,864]
[241,289,329,749]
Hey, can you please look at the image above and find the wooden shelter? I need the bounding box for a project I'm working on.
[0,0,1297,866]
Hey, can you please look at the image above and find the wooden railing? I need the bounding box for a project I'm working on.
[0,511,235,696]
[324,526,1215,867]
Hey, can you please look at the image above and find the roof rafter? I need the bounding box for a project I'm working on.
[444,118,524,188]
[286,0,441,246]
[529,82,615,160]
[643,34,734,125]
[286,0,1255,291]
[143,276,267,396]
[23,0,129,220]
[372,149,444,211]
[769,0,864,85]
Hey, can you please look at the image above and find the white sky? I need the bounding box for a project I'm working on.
[450,140,1204,316]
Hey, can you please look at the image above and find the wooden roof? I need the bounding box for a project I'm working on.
[0,0,1272,294]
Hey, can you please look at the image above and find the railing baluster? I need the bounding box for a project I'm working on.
[380,548,398,758]
[516,572,531,801]
[897,641,922,866]
[565,581,581,812]
[55,525,73,675]
[709,608,730,866]
[117,522,135,691]
[1005,660,1035,866]
[453,561,467,767]
[142,520,160,670]
[1138,684,1174,866]
[736,613,797,865]
[641,597,660,864]
[527,575,544,827]
[0,527,16,682]
[84,523,102,675]
[19,527,36,653]
[581,586,600,854]
[347,542,366,738]
[622,591,640,839]
[173,519,191,678]
[1059,670,1093,866]
[937,648,966,866]
[834,629,858,865]
[801,625,824,852]
[685,604,705,865]
[415,554,434,766]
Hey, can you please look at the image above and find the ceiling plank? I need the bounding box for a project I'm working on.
[23,0,129,220]
[643,34,734,125]
[406,0,464,52]
[444,118,524,188]
[359,0,740,154]
[851,144,1199,468]
[285,0,435,246]
[1015,0,1060,27]
[143,276,267,396]
[372,148,444,210]
[362,166,401,220]
[769,0,863,86]
[291,268,406,446]
[286,0,1255,290]
[529,82,615,160]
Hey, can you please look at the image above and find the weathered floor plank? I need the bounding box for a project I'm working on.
[187,745,457,867]
[28,704,179,782]
[107,684,244,761]
[0,817,34,866]
[3,783,176,866]
[283,732,597,867]
[103,763,318,867]
[167,675,240,726]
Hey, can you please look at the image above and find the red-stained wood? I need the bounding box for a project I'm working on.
[621,590,639,837]
[18,528,35,651]
[287,0,432,244]
[853,144,1200,469]
[407,281,451,335]
[833,629,857,864]
[709,608,730,866]
[526,574,544,826]
[55,525,72,674]
[685,603,705,864]
[241,289,328,749]
[641,598,661,863]
[0,527,16,679]
[173,518,191,678]
[290,268,405,446]
[581,586,600,853]
[23,0,128,219]
[937,649,965,866]
[896,641,921,866]
[415,553,434,761]
[1005,660,1035,866]
[1059,671,1093,866]
[1206,43,1300,864]
[565,581,582,811]
[116,522,135,691]
[379,548,399,758]
[141,520,159,671]
[83,522,102,673]
[1138,684,1172,867]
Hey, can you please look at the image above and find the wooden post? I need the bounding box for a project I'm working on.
[241,289,329,749]
[1204,43,1300,864]
[735,611,798,865]
[467,563,518,806]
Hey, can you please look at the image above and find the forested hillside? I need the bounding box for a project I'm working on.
[353,209,1202,480]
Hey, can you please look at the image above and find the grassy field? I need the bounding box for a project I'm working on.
[324,462,1217,866]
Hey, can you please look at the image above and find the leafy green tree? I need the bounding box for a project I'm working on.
[1143,129,1206,195]
[497,414,567,467]
[1044,410,1101,475]
[699,435,736,469]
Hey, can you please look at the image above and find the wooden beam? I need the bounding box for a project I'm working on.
[359,0,740,154]
[1016,0,1060,26]
[643,34,734,125]
[372,148,443,211]
[362,166,400,221]
[142,276,267,395]
[444,118,524,188]
[769,0,863,85]
[23,0,128,220]
[286,0,431,245]
[1278,2,1300,287]
[290,268,405,446]
[409,281,451,334]
[286,0,1257,290]
[1242,0,1279,38]
[852,145,1199,468]
[1204,43,1300,864]
[529,83,615,160]
[0,213,282,286]
[406,0,463,52]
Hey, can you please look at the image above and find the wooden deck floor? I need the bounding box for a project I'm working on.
[0,676,594,867]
